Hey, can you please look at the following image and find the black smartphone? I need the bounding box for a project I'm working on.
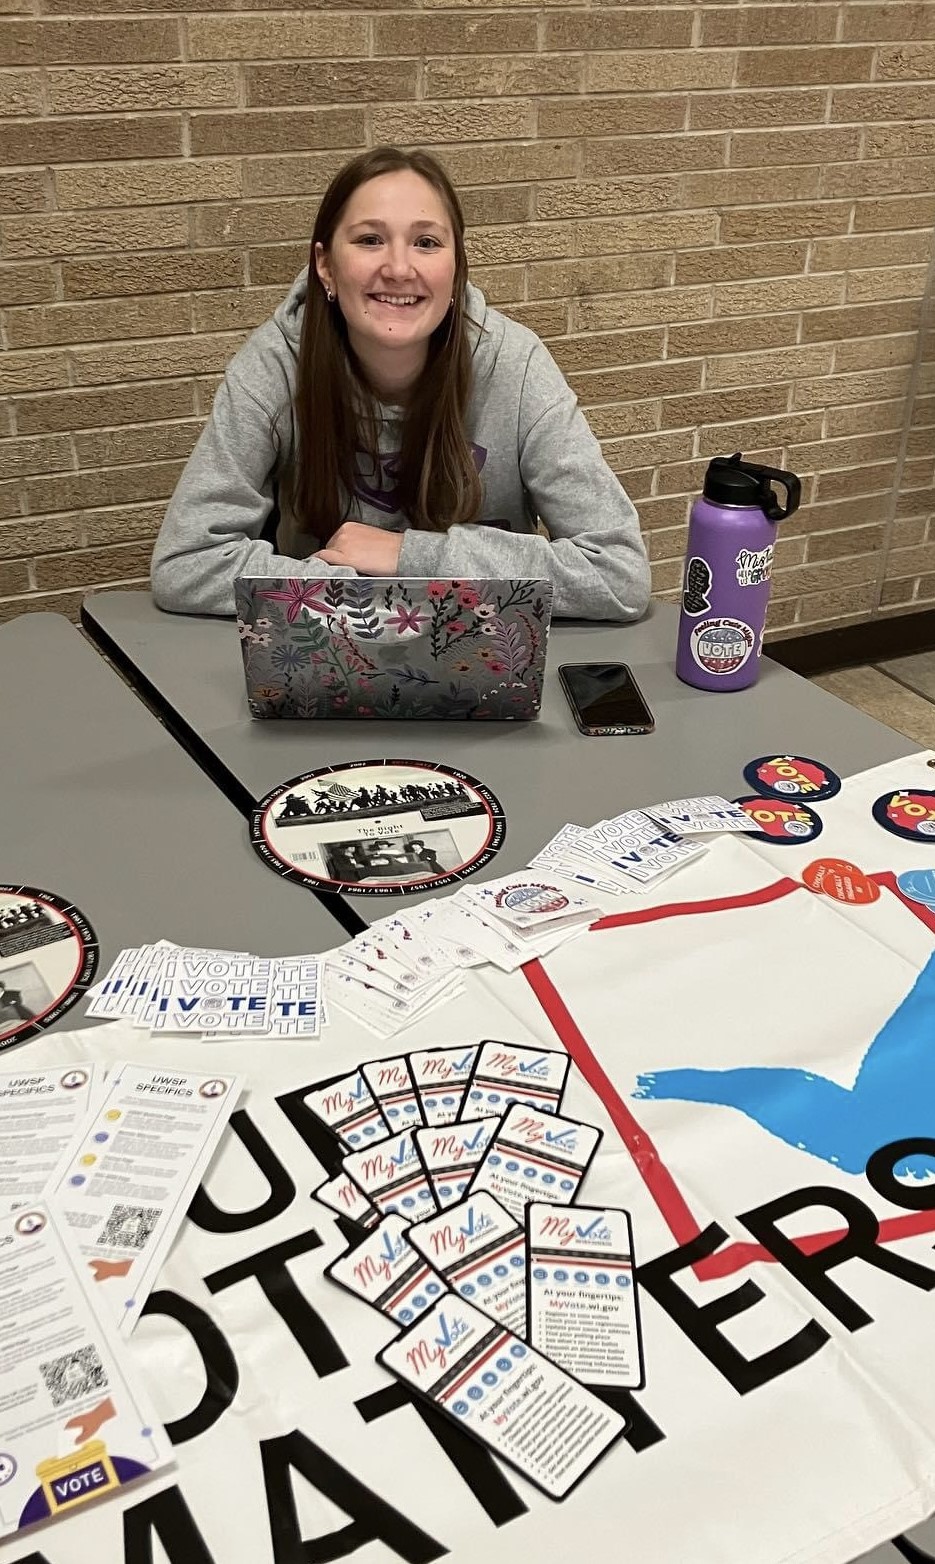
[558,662,655,736]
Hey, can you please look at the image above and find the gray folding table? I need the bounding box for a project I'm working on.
[1,614,345,1042]
[81,590,915,923]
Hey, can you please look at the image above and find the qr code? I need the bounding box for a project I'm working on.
[39,1346,108,1408]
[97,1203,159,1251]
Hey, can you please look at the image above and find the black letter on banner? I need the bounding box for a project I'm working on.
[189,1110,296,1232]
[637,1221,829,1393]
[277,1083,344,1177]
[895,1536,935,1562]
[591,1386,666,1452]
[124,1486,216,1564]
[142,1289,239,1444]
[866,1140,935,1211]
[205,1227,347,1377]
[261,1429,445,1563]
[739,1185,935,1331]
[357,1383,528,1526]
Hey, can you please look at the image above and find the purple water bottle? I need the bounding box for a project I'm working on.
[675,453,801,692]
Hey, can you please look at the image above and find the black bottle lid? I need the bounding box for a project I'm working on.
[703,452,801,521]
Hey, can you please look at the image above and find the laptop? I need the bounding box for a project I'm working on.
[234,576,553,721]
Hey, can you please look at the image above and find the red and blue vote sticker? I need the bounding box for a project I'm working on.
[873,790,935,843]
[743,754,841,803]
[733,796,824,844]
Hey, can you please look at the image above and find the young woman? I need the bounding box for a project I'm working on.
[151,146,650,622]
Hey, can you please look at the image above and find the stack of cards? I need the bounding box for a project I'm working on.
[323,876,600,1038]
[307,1037,644,1500]
[530,795,756,895]
[85,944,323,1038]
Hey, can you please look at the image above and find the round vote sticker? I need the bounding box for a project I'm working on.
[802,859,881,905]
[251,760,506,896]
[0,886,99,1052]
[732,796,824,844]
[872,790,935,843]
[743,754,841,803]
[896,868,935,909]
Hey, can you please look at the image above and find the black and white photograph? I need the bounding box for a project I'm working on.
[0,963,51,1034]
[322,829,461,885]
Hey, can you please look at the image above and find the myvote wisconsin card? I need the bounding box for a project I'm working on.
[526,1204,644,1389]
[408,1191,527,1334]
[326,1215,447,1326]
[378,1297,626,1500]
[467,1105,602,1222]
[460,1041,570,1120]
[414,1119,497,1209]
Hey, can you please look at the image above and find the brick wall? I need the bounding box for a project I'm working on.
[1,1,933,636]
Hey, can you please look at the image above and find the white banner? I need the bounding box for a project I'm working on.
[4,758,935,1564]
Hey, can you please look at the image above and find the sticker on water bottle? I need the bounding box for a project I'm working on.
[682,557,712,616]
[690,617,756,677]
[735,546,774,587]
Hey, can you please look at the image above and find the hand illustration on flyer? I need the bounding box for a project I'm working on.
[0,1203,171,1537]
[250,760,506,895]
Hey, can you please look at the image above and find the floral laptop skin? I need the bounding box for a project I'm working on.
[234,576,554,721]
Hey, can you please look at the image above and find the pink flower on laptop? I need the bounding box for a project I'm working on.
[427,581,449,601]
[456,586,480,609]
[385,603,429,635]
[447,619,466,635]
[257,579,332,623]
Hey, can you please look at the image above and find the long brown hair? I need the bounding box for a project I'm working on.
[290,146,482,542]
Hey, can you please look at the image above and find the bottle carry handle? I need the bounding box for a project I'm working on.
[727,452,801,522]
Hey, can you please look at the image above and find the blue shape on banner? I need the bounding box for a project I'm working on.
[632,951,935,1177]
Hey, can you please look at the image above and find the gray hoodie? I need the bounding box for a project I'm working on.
[151,272,650,621]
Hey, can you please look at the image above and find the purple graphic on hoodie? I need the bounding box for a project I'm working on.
[354,443,488,514]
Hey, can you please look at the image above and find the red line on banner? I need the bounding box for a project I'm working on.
[589,875,803,933]
[525,876,935,1279]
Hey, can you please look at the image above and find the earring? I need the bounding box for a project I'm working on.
[325,287,335,303]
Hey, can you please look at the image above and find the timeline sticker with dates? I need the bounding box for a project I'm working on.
[872,790,935,843]
[732,797,824,845]
[0,886,99,1052]
[250,760,506,896]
